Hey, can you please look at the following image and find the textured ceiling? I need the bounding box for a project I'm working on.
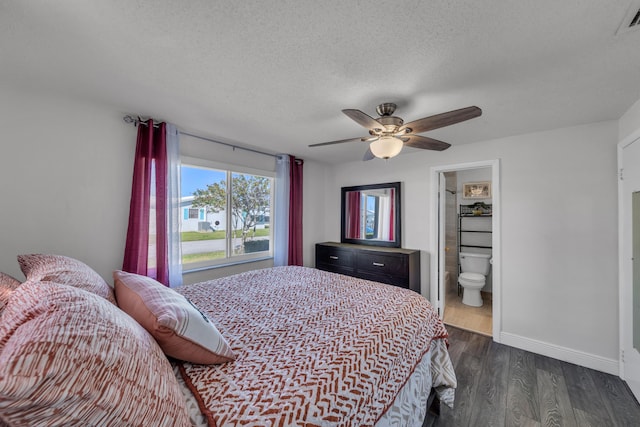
[2,0,640,164]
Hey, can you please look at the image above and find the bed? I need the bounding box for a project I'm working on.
[0,255,455,427]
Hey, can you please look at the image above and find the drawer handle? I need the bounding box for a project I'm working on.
[329,256,339,260]
[372,262,385,267]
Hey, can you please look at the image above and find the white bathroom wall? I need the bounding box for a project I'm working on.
[321,120,619,369]
[456,168,492,207]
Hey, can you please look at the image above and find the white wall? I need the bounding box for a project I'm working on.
[301,160,329,267]
[320,121,619,364]
[0,85,134,281]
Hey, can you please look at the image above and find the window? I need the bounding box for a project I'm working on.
[180,161,274,270]
[364,194,379,239]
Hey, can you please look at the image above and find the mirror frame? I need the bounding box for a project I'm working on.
[341,181,402,248]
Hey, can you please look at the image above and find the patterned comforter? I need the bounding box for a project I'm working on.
[176,266,456,427]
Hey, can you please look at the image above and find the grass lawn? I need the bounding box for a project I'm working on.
[181,229,270,241]
[182,251,225,264]
[181,231,226,241]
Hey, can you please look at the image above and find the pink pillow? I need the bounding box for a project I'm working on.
[0,272,21,314]
[17,254,116,304]
[0,280,191,426]
[113,270,236,364]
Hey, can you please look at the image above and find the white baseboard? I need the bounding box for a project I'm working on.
[499,332,620,376]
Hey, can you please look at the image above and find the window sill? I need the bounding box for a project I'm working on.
[182,256,273,274]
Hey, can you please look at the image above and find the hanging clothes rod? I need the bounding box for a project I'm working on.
[123,115,278,159]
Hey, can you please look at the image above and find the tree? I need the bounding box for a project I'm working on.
[191,174,270,246]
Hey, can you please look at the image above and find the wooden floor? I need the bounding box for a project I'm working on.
[443,288,492,336]
[433,326,640,427]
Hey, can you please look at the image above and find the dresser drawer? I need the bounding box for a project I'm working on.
[355,251,407,278]
[315,244,354,274]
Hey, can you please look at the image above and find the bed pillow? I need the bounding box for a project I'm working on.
[0,272,21,314]
[113,270,236,364]
[0,280,191,427]
[17,253,116,304]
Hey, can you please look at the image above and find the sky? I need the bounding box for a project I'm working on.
[181,166,225,197]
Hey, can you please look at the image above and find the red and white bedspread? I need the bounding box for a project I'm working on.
[175,266,456,427]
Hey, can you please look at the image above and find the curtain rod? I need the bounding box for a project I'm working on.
[123,115,278,159]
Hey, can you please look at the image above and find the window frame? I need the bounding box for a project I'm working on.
[180,156,275,272]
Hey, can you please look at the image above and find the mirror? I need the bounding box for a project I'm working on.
[341,182,401,248]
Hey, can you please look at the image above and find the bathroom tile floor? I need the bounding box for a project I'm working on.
[443,287,492,336]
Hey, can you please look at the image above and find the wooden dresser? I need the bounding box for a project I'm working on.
[315,242,421,293]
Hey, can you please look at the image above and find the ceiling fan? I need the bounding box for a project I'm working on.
[309,103,482,160]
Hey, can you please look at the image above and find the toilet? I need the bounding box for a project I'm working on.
[458,252,492,307]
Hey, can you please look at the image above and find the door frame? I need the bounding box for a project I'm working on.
[618,128,640,400]
[430,159,502,341]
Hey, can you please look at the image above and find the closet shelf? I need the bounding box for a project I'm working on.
[457,203,493,295]
[459,203,492,216]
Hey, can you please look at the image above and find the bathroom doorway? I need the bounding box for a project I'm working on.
[430,160,501,340]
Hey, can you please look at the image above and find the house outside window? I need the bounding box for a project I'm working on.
[180,160,274,270]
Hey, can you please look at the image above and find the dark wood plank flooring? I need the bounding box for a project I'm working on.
[434,326,640,427]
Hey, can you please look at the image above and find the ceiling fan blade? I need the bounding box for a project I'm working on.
[309,137,366,147]
[342,109,386,132]
[403,135,451,151]
[363,147,375,161]
[400,106,481,134]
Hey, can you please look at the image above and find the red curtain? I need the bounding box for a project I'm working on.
[288,156,304,266]
[122,120,169,285]
[347,191,361,238]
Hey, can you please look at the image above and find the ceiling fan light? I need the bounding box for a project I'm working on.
[370,136,403,159]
